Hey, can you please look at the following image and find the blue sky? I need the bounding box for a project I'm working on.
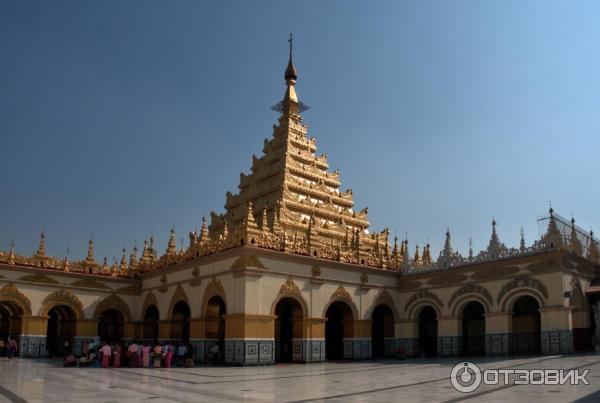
[1,1,599,261]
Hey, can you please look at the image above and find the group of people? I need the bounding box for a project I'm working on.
[0,338,18,359]
[64,339,194,368]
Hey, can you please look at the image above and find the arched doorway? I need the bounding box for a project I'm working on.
[511,295,541,354]
[418,306,438,356]
[170,301,190,341]
[142,305,159,341]
[46,305,76,356]
[325,301,353,360]
[462,301,485,355]
[0,301,23,355]
[371,305,394,358]
[274,298,303,363]
[205,296,226,363]
[97,310,124,342]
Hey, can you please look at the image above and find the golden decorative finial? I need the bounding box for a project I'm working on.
[36,232,46,258]
[8,241,15,265]
[120,248,128,271]
[85,237,95,264]
[166,228,177,256]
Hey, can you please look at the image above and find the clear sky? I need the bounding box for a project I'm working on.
[1,1,599,262]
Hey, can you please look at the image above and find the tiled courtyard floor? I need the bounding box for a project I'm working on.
[0,354,599,402]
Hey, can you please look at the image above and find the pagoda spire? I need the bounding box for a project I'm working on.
[543,207,563,249]
[8,241,15,265]
[36,232,46,258]
[199,215,209,243]
[272,33,307,119]
[587,230,598,261]
[166,228,177,256]
[519,227,526,252]
[86,237,95,265]
[487,218,502,259]
[120,248,128,271]
[569,217,583,255]
[129,245,138,268]
[438,228,455,268]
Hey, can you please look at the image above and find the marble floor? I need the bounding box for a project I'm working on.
[0,354,599,402]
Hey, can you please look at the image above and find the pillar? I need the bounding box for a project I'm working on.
[540,306,574,354]
[295,317,325,362]
[123,321,141,342]
[395,319,417,356]
[73,319,97,356]
[189,318,207,362]
[158,319,171,342]
[485,312,511,355]
[343,319,371,360]
[437,316,461,356]
[224,314,276,365]
[19,315,48,357]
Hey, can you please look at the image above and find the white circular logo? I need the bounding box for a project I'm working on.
[450,361,482,393]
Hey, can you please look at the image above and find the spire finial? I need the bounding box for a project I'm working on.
[284,33,298,82]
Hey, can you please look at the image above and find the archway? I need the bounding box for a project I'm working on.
[97,309,125,342]
[274,297,303,362]
[418,306,438,356]
[142,305,159,341]
[325,301,353,360]
[46,305,76,356]
[205,296,226,363]
[170,301,190,341]
[0,301,23,355]
[371,304,394,358]
[462,301,485,355]
[511,295,541,354]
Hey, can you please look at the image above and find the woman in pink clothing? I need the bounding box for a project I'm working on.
[99,342,112,368]
[112,344,121,368]
[164,343,173,368]
[142,342,151,368]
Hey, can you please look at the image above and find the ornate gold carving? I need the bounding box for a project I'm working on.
[330,285,351,301]
[311,265,321,277]
[360,273,369,284]
[0,283,32,315]
[278,277,302,297]
[39,287,84,318]
[497,276,549,305]
[18,273,59,285]
[71,278,110,290]
[93,294,131,321]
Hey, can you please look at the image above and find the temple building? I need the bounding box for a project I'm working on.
[0,39,599,364]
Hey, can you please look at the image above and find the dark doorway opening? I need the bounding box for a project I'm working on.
[372,305,394,358]
[325,301,353,360]
[462,301,485,355]
[418,306,438,356]
[511,296,541,354]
